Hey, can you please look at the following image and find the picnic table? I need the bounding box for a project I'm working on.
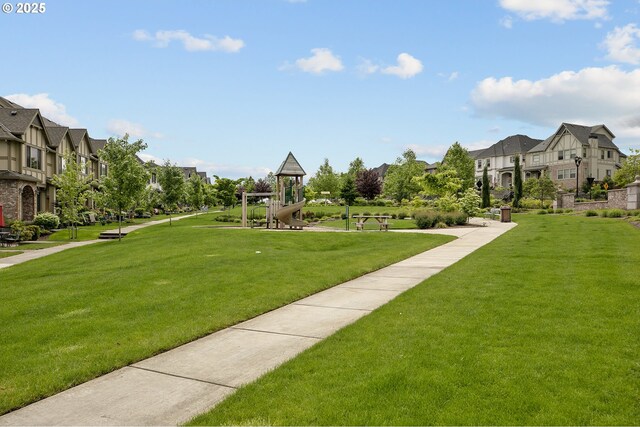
[353,215,391,231]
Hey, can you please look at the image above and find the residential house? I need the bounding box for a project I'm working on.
[472,135,542,188]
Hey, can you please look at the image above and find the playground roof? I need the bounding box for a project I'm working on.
[275,152,306,176]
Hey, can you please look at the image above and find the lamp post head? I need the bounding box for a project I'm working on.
[574,156,582,167]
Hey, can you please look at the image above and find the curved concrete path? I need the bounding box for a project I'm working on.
[0,218,516,426]
[0,214,195,270]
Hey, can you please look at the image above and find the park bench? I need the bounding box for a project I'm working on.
[0,231,20,247]
[484,208,501,220]
[353,215,391,231]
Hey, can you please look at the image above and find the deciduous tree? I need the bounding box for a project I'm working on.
[356,169,382,200]
[51,152,94,239]
[340,175,358,205]
[438,142,475,191]
[158,160,186,225]
[383,149,423,202]
[187,172,205,215]
[613,148,640,187]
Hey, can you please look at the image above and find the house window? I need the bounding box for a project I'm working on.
[80,156,89,175]
[100,163,108,177]
[607,150,612,159]
[26,146,42,169]
[583,148,587,157]
[533,154,540,164]
[558,169,575,179]
[558,170,564,179]
[486,159,490,168]
[509,156,515,163]
[477,160,482,169]
[606,169,612,177]
[151,172,157,184]
[558,151,564,160]
[601,150,605,159]
[58,156,67,173]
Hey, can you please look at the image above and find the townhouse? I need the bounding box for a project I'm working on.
[0,97,107,222]
[472,123,626,190]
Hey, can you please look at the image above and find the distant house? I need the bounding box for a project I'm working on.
[472,135,542,188]
[371,160,435,181]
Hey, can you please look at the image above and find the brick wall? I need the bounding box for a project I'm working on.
[0,180,19,221]
[558,188,629,211]
[607,189,627,209]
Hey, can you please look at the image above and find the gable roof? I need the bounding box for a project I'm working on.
[0,96,23,109]
[89,137,107,155]
[45,126,70,148]
[0,108,40,134]
[530,123,620,153]
[477,134,543,158]
[275,152,306,176]
[68,128,88,149]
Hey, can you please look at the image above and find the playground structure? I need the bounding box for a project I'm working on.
[241,152,306,229]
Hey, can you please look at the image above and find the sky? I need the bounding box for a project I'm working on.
[2,0,640,179]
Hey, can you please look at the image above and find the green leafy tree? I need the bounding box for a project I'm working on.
[339,175,358,205]
[347,157,365,179]
[459,188,482,220]
[523,172,557,208]
[213,176,240,209]
[383,149,424,202]
[203,184,217,207]
[513,155,523,208]
[417,168,463,198]
[308,158,340,197]
[99,135,149,240]
[613,148,640,187]
[356,169,382,200]
[187,172,205,215]
[51,152,94,239]
[158,160,186,225]
[438,142,475,191]
[481,164,491,208]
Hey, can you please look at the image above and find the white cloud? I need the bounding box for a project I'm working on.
[356,58,379,75]
[138,153,164,165]
[406,144,450,158]
[185,158,272,180]
[133,29,244,53]
[294,48,344,74]
[602,24,640,64]
[106,119,164,139]
[470,65,640,138]
[381,53,423,79]
[5,93,79,127]
[499,0,609,22]
[500,15,514,28]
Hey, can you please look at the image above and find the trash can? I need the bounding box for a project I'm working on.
[500,206,511,223]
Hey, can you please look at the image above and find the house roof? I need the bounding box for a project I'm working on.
[0,96,23,109]
[275,152,306,176]
[68,128,88,149]
[0,108,40,135]
[468,149,486,159]
[477,134,543,158]
[531,123,620,153]
[89,137,106,155]
[0,170,40,182]
[0,122,21,142]
[45,126,69,148]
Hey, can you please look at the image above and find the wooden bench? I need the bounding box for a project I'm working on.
[352,215,391,231]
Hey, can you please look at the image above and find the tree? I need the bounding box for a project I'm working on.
[613,148,640,187]
[307,158,340,197]
[99,135,149,240]
[347,157,365,179]
[383,149,424,202]
[356,169,382,200]
[438,142,475,191]
[187,172,205,215]
[523,172,557,208]
[158,160,186,225]
[51,152,94,239]
[340,175,358,205]
[254,178,272,194]
[513,154,523,208]
[481,164,491,208]
[459,188,482,220]
[203,184,217,207]
[213,176,240,209]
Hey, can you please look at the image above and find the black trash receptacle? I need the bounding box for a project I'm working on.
[500,206,512,223]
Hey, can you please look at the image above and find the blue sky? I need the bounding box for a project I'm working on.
[3,0,640,179]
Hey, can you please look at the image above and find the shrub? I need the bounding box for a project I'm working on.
[554,208,564,214]
[451,211,468,225]
[435,221,448,228]
[397,211,408,220]
[414,210,467,229]
[26,225,41,241]
[537,209,548,215]
[585,210,598,217]
[33,212,60,230]
[564,209,573,213]
[601,209,625,218]
[414,210,437,229]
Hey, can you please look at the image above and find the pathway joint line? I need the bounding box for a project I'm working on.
[230,326,324,341]
[129,366,238,390]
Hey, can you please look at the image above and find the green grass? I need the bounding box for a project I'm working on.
[189,214,640,426]
[46,214,176,242]
[317,218,418,230]
[0,213,452,415]
[0,251,22,259]
[0,242,66,251]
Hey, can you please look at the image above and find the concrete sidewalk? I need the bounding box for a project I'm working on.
[0,219,516,426]
[0,214,194,270]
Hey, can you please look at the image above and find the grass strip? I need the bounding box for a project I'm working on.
[189,214,640,426]
[0,213,452,414]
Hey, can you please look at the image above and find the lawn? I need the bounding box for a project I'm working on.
[0,213,452,415]
[316,218,418,230]
[190,214,640,426]
[0,251,22,259]
[0,242,66,251]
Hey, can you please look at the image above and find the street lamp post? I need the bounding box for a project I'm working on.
[574,156,582,197]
